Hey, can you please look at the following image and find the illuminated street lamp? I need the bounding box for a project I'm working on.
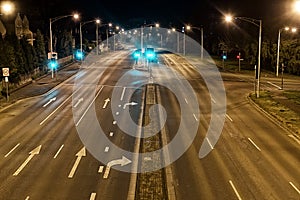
[79,19,100,60]
[141,23,159,51]
[294,0,300,13]
[276,27,297,77]
[0,1,14,15]
[225,14,262,98]
[186,25,204,59]
[49,13,79,78]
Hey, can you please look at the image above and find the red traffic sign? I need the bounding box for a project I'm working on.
[2,68,9,77]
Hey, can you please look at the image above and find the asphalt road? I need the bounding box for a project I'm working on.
[0,50,299,200]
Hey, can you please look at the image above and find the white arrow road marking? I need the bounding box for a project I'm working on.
[53,144,64,159]
[74,98,83,108]
[13,145,42,176]
[68,147,86,178]
[102,98,110,109]
[89,193,97,200]
[103,156,131,179]
[43,97,57,107]
[123,102,138,109]
[4,143,20,158]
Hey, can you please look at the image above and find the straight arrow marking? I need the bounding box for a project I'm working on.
[43,97,56,107]
[13,145,42,176]
[68,147,86,178]
[102,98,110,109]
[74,98,83,108]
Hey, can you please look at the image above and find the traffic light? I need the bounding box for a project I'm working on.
[75,49,84,60]
[48,58,58,69]
[222,54,227,60]
[236,55,240,59]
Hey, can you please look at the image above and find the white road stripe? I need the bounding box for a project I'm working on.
[53,144,64,159]
[226,114,233,122]
[267,81,282,90]
[109,132,114,137]
[289,182,300,194]
[4,143,20,158]
[206,138,214,149]
[229,180,242,200]
[121,87,126,101]
[193,114,198,121]
[90,193,97,200]
[211,97,216,104]
[185,98,188,104]
[25,196,30,200]
[113,121,117,125]
[98,166,104,173]
[247,138,261,151]
[104,147,110,152]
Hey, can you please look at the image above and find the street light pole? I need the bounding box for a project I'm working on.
[186,25,204,59]
[225,15,262,98]
[49,14,79,78]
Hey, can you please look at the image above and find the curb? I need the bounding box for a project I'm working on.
[246,93,300,141]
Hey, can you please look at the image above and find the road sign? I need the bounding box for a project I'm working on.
[2,68,9,76]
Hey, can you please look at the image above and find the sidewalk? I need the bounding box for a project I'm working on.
[0,62,80,110]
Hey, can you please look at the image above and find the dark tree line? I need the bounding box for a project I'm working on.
[0,29,74,87]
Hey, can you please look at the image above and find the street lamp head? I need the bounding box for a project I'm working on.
[284,27,290,31]
[116,26,120,30]
[225,15,233,22]
[96,19,101,24]
[186,25,191,30]
[73,13,80,20]
[294,0,300,13]
[155,23,159,27]
[1,1,14,15]
[108,23,112,27]
[292,27,297,32]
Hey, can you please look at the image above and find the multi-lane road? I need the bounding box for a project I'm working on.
[0,49,299,200]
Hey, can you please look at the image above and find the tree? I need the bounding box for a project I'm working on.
[35,29,47,72]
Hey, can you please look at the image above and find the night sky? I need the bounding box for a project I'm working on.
[11,0,300,38]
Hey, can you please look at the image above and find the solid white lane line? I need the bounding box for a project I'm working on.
[226,114,233,122]
[25,196,30,200]
[247,138,261,151]
[75,86,104,127]
[98,166,104,173]
[289,182,300,194]
[4,143,20,158]
[121,87,126,101]
[104,147,110,152]
[53,144,64,159]
[193,114,198,121]
[229,180,242,200]
[89,193,97,200]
